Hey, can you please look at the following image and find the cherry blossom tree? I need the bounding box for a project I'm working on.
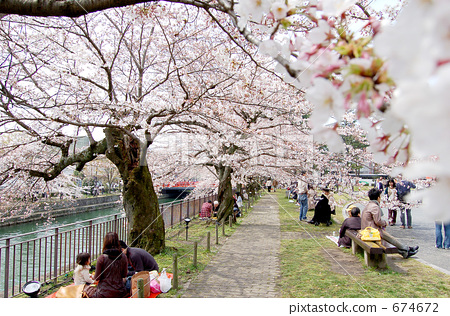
[0,5,267,253]
[154,60,310,221]
[2,0,449,222]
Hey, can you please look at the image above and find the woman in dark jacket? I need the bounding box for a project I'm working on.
[87,232,129,298]
[338,207,361,248]
[308,188,333,226]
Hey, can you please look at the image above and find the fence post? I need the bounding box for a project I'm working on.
[173,253,178,290]
[3,238,10,298]
[54,228,59,283]
[215,222,219,245]
[229,215,233,228]
[137,278,144,298]
[222,219,225,236]
[193,242,198,267]
[206,232,211,252]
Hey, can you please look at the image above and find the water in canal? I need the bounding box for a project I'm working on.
[0,196,175,244]
[0,196,176,297]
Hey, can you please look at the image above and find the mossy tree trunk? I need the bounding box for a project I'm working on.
[104,127,165,254]
[215,164,234,222]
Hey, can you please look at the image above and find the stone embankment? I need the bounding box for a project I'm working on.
[0,194,121,227]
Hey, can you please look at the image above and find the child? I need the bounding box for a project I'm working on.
[73,252,94,285]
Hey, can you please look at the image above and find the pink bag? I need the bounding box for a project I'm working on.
[150,279,160,293]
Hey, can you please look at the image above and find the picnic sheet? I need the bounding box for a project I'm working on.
[46,273,173,298]
[326,235,339,246]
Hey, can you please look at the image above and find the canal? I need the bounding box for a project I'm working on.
[0,196,175,244]
[0,196,177,296]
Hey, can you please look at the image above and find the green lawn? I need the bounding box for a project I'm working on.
[277,190,450,298]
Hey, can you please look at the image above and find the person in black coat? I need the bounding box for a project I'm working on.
[308,188,333,226]
[338,207,362,248]
[120,240,159,293]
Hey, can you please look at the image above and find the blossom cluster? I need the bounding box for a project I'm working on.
[235,0,450,220]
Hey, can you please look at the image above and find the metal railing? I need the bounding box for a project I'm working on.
[0,193,217,298]
[161,193,218,228]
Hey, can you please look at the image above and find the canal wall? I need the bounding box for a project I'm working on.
[0,194,121,228]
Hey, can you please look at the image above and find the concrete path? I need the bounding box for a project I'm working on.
[181,194,281,298]
[386,206,450,275]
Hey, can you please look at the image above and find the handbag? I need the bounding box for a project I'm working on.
[359,227,381,241]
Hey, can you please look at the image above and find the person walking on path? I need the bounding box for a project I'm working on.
[384,179,399,226]
[297,173,308,221]
[435,221,450,249]
[266,178,273,192]
[181,194,280,298]
[396,176,416,229]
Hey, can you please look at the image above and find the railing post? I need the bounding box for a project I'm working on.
[160,205,164,228]
[4,238,10,298]
[187,199,190,218]
[89,220,93,256]
[171,204,174,227]
[229,215,233,228]
[54,228,59,283]
[206,232,211,252]
[180,200,183,224]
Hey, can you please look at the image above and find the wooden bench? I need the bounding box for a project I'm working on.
[345,230,398,269]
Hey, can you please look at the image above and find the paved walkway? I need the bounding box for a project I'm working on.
[181,194,281,298]
[386,205,450,275]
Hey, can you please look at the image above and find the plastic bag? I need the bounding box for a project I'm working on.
[158,269,172,293]
[149,271,160,293]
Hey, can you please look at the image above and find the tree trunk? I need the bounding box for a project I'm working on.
[122,165,165,254]
[104,127,165,254]
[215,164,234,222]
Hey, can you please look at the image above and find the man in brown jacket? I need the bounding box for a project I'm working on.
[362,188,419,259]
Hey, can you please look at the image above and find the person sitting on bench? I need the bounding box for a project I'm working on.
[338,207,361,248]
[361,188,419,259]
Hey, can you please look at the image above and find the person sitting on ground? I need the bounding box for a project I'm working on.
[236,192,243,210]
[233,193,242,218]
[308,187,334,226]
[119,240,159,293]
[308,188,334,226]
[361,188,419,259]
[338,207,361,248]
[85,232,128,298]
[200,200,213,219]
[212,200,219,218]
[73,252,94,285]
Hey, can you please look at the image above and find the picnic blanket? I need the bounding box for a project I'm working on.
[326,235,339,246]
[46,273,173,298]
